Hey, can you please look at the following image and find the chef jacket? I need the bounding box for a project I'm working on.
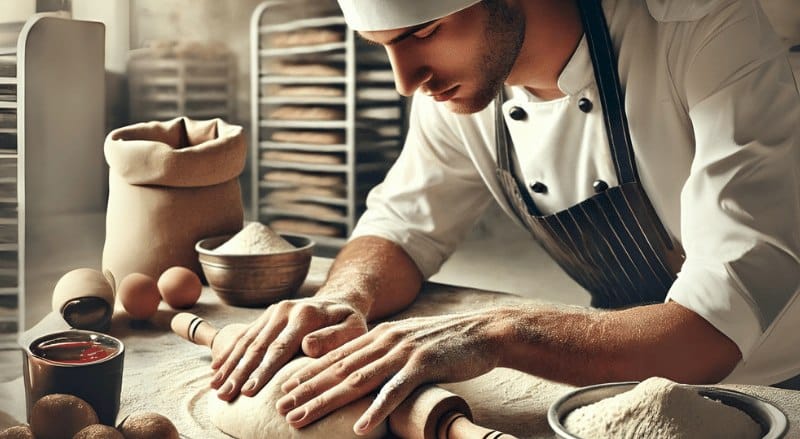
[350,0,800,385]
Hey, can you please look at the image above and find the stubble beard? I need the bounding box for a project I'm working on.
[445,0,525,114]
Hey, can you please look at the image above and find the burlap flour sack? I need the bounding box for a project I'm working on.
[102,117,245,287]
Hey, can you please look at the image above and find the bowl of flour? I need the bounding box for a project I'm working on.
[548,377,787,439]
[195,222,315,307]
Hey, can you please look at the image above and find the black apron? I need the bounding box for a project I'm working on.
[494,0,685,308]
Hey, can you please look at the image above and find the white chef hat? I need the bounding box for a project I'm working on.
[337,0,482,31]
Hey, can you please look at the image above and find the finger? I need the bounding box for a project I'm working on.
[214,317,285,399]
[277,341,391,414]
[353,368,419,435]
[302,312,368,357]
[285,356,403,430]
[239,323,306,397]
[281,333,374,394]
[211,310,272,370]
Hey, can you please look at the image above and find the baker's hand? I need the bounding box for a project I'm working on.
[210,297,368,401]
[275,311,501,435]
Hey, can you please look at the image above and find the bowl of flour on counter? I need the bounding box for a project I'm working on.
[548,377,787,439]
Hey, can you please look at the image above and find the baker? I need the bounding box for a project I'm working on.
[212,0,800,435]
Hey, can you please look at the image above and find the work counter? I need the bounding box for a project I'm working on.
[1,257,798,438]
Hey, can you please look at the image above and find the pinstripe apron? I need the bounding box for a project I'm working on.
[495,0,685,308]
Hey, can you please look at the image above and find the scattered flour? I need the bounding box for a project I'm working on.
[212,222,295,254]
[563,377,762,439]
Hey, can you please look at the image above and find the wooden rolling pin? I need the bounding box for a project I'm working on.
[171,313,518,439]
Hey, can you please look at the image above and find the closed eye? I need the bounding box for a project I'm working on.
[413,23,439,40]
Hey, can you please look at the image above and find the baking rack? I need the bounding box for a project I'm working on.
[0,14,105,346]
[250,0,405,250]
[128,41,236,123]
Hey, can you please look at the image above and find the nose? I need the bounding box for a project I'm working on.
[385,45,432,97]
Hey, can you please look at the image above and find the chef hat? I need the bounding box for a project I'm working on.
[337,0,482,31]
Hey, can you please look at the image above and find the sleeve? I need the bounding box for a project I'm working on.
[665,0,800,370]
[349,94,495,279]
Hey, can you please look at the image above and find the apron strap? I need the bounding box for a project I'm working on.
[577,0,639,185]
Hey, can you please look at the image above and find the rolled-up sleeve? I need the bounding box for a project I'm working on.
[665,1,800,369]
[350,95,495,278]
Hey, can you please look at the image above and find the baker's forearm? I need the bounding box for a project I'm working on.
[315,235,423,321]
[493,301,741,385]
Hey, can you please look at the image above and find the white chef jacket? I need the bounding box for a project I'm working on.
[350,0,800,384]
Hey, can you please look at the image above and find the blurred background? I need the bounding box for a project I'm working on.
[0,0,797,373]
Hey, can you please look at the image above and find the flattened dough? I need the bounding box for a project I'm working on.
[208,357,386,439]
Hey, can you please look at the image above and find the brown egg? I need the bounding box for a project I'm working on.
[118,273,161,320]
[157,266,202,309]
[30,394,99,439]
[117,413,179,439]
[0,425,35,439]
[72,424,124,439]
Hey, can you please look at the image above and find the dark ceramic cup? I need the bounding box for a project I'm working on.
[23,330,124,425]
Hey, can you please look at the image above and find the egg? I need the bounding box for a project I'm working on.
[157,267,202,309]
[118,273,161,320]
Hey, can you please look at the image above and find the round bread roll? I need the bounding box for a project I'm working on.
[117,413,179,439]
[0,425,35,439]
[30,394,99,439]
[72,424,124,439]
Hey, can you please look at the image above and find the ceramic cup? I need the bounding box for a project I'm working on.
[22,330,125,425]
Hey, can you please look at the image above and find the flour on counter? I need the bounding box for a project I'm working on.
[563,377,761,439]
[213,222,295,254]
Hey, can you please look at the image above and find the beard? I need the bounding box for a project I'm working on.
[445,0,525,114]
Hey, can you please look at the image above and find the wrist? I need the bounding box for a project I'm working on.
[314,273,374,318]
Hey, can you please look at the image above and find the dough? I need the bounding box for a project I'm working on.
[262,150,344,165]
[269,106,345,121]
[208,357,386,439]
[270,219,344,237]
[271,130,345,145]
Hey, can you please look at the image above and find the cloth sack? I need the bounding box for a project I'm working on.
[102,117,245,287]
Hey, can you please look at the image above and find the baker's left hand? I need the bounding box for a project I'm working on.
[275,310,503,435]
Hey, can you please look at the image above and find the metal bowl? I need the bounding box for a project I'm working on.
[548,381,788,439]
[195,233,314,307]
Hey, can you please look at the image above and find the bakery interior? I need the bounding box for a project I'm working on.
[0,0,799,438]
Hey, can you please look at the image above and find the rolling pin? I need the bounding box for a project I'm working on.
[171,313,518,439]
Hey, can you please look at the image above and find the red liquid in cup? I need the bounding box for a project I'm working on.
[34,340,116,364]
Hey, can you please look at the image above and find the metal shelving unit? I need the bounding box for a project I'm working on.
[0,14,105,346]
[0,24,19,346]
[128,42,236,123]
[250,1,405,250]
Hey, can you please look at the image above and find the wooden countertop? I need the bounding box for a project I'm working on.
[1,257,798,438]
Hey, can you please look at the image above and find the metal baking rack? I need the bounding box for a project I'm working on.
[251,0,405,250]
[128,42,236,123]
[0,14,105,346]
[0,20,21,347]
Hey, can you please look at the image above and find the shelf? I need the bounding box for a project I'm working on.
[262,160,390,174]
[0,78,16,85]
[259,42,346,57]
[259,140,346,152]
[260,96,346,105]
[261,207,348,225]
[0,102,16,110]
[260,75,346,85]
[259,120,348,129]
[259,16,346,33]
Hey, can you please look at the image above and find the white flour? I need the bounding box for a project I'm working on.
[563,377,762,439]
[213,223,295,254]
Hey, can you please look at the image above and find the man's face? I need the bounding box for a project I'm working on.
[359,0,524,114]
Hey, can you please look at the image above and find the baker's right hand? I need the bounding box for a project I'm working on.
[210,297,368,401]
